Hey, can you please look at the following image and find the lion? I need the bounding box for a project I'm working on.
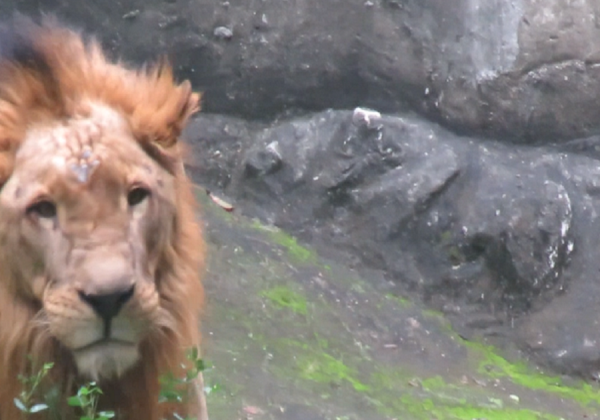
[0,16,208,420]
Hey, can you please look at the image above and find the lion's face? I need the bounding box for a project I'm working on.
[0,102,178,380]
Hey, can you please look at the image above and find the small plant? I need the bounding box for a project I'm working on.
[14,347,208,420]
[159,346,207,420]
[14,360,54,416]
[159,346,206,405]
[67,382,115,420]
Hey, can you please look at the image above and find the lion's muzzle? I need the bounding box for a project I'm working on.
[75,252,136,323]
[45,247,156,380]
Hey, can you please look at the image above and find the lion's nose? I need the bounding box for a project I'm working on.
[78,285,135,321]
[76,253,135,321]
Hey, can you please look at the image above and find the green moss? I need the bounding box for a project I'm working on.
[267,337,562,420]
[382,286,600,410]
[275,339,369,393]
[261,286,308,316]
[256,265,590,419]
[420,375,448,391]
[368,369,563,420]
[422,308,447,320]
[273,233,315,263]
[296,351,369,392]
[250,220,317,263]
[384,293,412,307]
[443,405,561,420]
[466,341,600,407]
[199,185,596,419]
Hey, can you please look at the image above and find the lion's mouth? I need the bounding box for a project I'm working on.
[71,338,140,380]
[73,338,136,353]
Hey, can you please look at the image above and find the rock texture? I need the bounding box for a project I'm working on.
[8,0,600,142]
[5,0,600,381]
[184,109,600,380]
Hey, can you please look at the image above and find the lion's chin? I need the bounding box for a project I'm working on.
[73,341,140,381]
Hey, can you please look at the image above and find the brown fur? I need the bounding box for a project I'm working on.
[0,16,207,420]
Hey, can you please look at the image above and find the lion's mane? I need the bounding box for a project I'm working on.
[0,16,206,420]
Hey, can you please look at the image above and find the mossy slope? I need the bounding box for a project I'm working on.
[196,190,600,420]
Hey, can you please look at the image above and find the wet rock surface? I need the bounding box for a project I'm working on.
[184,109,600,381]
[8,0,600,142]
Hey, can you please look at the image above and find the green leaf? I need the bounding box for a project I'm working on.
[67,396,83,407]
[187,347,199,361]
[13,398,28,412]
[158,389,183,403]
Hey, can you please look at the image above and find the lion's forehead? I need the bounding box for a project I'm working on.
[18,103,133,183]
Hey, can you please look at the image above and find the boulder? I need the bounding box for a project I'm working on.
[7,0,600,142]
[184,108,600,379]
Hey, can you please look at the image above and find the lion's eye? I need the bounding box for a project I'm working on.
[26,200,57,219]
[127,187,150,207]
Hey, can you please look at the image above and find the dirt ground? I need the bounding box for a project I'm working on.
[196,188,600,420]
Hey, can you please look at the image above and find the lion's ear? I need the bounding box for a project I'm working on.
[151,74,201,146]
[127,57,201,171]
[177,81,201,128]
[146,81,199,174]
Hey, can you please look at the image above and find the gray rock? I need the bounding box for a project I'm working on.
[183,108,600,379]
[8,0,600,142]
[213,26,233,40]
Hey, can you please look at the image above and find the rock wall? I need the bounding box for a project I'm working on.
[8,0,600,143]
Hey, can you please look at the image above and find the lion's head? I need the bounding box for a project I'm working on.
[0,16,207,420]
